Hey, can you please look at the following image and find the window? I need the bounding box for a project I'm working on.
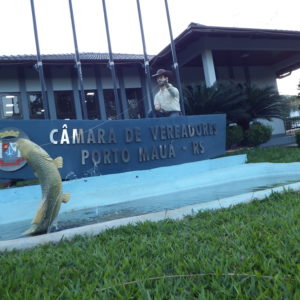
[125,88,144,119]
[28,92,45,119]
[0,94,22,119]
[103,89,119,120]
[54,91,76,119]
[85,90,100,120]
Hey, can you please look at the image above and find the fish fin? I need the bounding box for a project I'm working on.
[51,201,62,221]
[61,193,71,203]
[32,201,47,224]
[53,156,63,169]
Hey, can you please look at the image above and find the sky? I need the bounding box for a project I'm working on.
[0,0,299,95]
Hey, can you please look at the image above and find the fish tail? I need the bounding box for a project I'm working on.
[23,224,39,236]
[53,156,63,168]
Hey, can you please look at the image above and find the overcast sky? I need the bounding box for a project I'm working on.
[0,0,299,94]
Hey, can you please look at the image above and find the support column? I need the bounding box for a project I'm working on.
[243,64,251,85]
[94,66,107,120]
[70,67,83,120]
[226,53,234,80]
[18,66,30,120]
[117,67,129,119]
[201,49,216,87]
[44,67,56,120]
[138,66,150,116]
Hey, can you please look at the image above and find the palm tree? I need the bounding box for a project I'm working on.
[240,85,289,130]
[184,83,289,131]
[184,82,247,121]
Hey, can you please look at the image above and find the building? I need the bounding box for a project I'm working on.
[152,23,300,88]
[152,23,300,134]
[0,53,151,121]
[1,23,300,133]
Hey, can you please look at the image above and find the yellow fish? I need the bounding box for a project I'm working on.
[16,138,70,235]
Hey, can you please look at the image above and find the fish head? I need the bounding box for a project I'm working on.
[16,138,40,159]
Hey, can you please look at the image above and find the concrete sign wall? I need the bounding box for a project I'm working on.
[0,115,226,180]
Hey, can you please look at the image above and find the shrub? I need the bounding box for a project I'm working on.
[295,130,300,147]
[226,124,244,149]
[245,122,272,147]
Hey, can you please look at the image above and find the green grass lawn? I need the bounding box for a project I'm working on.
[225,146,300,163]
[1,146,300,298]
[1,191,300,299]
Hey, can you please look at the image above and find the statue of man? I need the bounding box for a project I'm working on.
[151,69,181,117]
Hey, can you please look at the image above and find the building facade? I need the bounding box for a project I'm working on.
[0,53,151,122]
[1,23,300,133]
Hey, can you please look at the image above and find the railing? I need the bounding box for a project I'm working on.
[284,116,300,135]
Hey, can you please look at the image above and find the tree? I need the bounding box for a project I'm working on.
[239,85,289,130]
[184,82,289,131]
[184,82,247,123]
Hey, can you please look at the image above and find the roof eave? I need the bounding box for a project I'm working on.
[150,23,300,65]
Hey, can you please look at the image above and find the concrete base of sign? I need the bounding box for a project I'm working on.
[1,180,300,252]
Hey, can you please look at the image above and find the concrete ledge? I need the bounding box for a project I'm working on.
[0,155,247,225]
[1,180,299,252]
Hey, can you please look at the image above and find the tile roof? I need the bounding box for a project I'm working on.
[0,52,153,62]
[188,23,300,36]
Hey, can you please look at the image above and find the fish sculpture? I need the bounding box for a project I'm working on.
[16,138,71,235]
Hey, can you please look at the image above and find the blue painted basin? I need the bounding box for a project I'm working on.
[1,154,300,241]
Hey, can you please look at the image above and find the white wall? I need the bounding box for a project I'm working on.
[122,66,141,88]
[232,67,245,83]
[215,67,229,82]
[51,66,72,90]
[256,118,285,135]
[249,66,277,89]
[0,64,144,93]
[181,65,278,89]
[0,67,19,92]
[180,67,205,86]
[25,66,40,91]
[100,67,119,89]
[82,66,97,90]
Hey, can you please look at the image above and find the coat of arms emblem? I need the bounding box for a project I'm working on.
[0,128,29,171]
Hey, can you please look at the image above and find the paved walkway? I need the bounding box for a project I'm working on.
[260,134,296,148]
